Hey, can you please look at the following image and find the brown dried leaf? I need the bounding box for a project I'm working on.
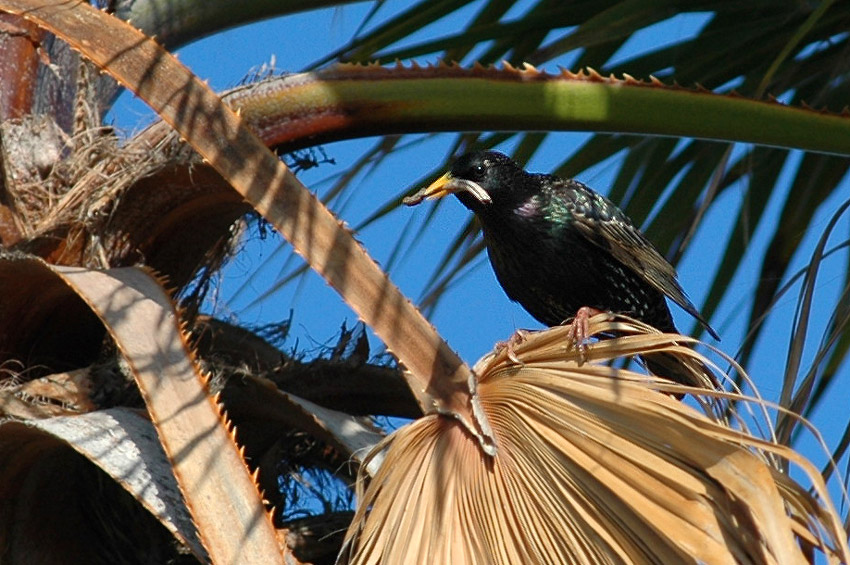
[0,254,287,564]
[341,318,849,564]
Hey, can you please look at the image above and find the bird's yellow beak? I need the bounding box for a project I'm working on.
[403,173,491,206]
[421,172,455,200]
[403,173,455,206]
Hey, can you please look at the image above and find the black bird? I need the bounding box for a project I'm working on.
[405,150,719,387]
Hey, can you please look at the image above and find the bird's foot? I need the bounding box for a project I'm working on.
[565,306,605,363]
[496,329,530,365]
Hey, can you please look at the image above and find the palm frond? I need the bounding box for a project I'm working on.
[342,317,848,564]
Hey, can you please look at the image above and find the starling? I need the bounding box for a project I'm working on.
[405,150,719,387]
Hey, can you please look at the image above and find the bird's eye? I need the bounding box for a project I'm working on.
[471,164,486,178]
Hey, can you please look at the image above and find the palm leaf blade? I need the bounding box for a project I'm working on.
[342,319,848,564]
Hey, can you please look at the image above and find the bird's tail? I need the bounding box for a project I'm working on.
[642,351,719,391]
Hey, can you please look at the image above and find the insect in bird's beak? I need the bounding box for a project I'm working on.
[403,173,492,206]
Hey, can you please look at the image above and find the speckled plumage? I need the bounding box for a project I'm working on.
[426,150,718,385]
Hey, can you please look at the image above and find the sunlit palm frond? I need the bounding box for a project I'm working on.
[341,317,848,564]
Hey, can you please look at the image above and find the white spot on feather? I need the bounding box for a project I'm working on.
[516,197,541,218]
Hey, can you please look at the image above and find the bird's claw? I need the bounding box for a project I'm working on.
[565,306,604,364]
[496,329,530,365]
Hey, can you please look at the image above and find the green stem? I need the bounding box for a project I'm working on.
[226,64,850,156]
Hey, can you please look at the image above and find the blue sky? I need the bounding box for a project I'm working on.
[112,1,850,508]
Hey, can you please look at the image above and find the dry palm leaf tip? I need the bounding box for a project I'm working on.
[406,150,718,388]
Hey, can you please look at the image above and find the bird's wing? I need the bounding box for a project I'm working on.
[557,179,719,339]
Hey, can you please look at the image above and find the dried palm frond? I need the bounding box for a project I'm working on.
[341,316,848,564]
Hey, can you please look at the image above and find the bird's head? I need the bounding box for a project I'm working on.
[404,151,528,214]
